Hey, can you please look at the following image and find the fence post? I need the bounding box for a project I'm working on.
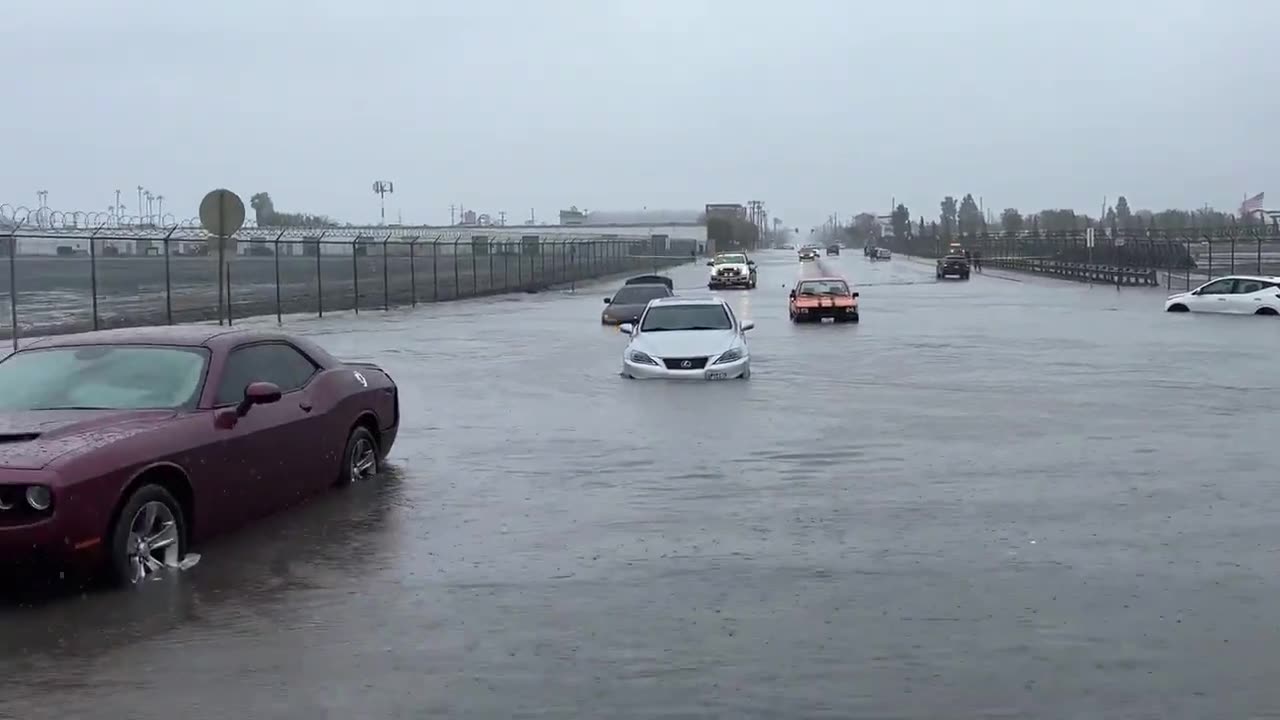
[453,237,462,298]
[225,263,233,326]
[488,241,495,294]
[162,226,178,325]
[471,237,478,297]
[88,223,103,331]
[432,237,439,301]
[1257,229,1263,275]
[382,233,392,311]
[570,244,577,293]
[316,230,327,318]
[408,236,419,307]
[351,236,361,314]
[273,230,285,324]
[7,225,17,353]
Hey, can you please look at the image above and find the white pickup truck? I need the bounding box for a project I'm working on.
[707,252,757,289]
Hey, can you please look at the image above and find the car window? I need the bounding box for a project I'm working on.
[640,304,732,332]
[610,285,671,305]
[1235,280,1264,294]
[215,343,318,405]
[0,345,208,411]
[1198,279,1236,295]
[797,280,850,295]
[714,255,747,265]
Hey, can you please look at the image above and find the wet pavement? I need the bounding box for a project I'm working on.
[4,250,1280,719]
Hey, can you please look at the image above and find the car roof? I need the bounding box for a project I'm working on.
[1213,275,1280,283]
[20,326,297,351]
[648,295,729,307]
[797,276,849,284]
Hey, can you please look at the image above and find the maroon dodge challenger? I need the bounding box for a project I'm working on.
[0,326,399,585]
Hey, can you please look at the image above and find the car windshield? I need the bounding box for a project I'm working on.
[713,254,747,265]
[640,304,732,332]
[797,280,850,295]
[945,255,966,261]
[0,345,208,411]
[610,285,670,305]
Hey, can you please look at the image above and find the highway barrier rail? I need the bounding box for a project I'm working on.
[0,226,691,345]
[983,257,1160,286]
[880,225,1280,292]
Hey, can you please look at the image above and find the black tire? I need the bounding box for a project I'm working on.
[1255,307,1278,316]
[337,425,380,486]
[848,313,860,323]
[1167,304,1189,313]
[107,484,186,587]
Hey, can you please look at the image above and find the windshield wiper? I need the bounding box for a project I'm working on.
[29,405,116,411]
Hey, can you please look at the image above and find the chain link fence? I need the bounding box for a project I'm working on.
[0,225,690,345]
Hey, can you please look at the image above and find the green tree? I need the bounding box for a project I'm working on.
[891,203,911,239]
[939,196,958,239]
[999,208,1023,234]
[958,194,982,235]
[250,191,338,227]
[1114,196,1133,229]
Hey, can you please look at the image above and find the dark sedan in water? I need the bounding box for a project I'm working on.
[0,326,398,585]
[601,276,675,325]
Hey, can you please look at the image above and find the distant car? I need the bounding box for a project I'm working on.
[936,254,970,280]
[864,244,875,257]
[706,253,757,289]
[618,296,754,380]
[798,248,819,262]
[601,276,675,325]
[0,326,399,586]
[1165,275,1280,315]
[789,277,859,323]
[873,247,892,260]
[826,245,840,256]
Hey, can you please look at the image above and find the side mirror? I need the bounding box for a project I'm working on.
[748,260,756,266]
[603,297,611,304]
[618,323,634,334]
[789,289,796,298]
[741,320,755,331]
[705,261,714,267]
[236,381,282,417]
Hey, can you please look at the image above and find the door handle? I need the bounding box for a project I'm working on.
[299,401,313,412]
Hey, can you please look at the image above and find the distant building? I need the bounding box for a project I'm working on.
[585,209,702,225]
[559,207,588,225]
[461,209,477,225]
[705,203,746,221]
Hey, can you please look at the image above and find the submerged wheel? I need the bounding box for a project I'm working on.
[1255,307,1278,316]
[109,484,186,586]
[338,425,380,485]
[1166,304,1190,313]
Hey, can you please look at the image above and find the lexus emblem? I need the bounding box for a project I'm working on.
[680,360,692,368]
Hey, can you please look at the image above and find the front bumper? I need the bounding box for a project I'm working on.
[795,305,859,320]
[709,275,752,287]
[623,356,749,380]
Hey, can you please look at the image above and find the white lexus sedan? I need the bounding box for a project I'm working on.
[1164,275,1280,316]
[619,296,754,380]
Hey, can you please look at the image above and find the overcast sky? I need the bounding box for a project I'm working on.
[2,0,1275,229]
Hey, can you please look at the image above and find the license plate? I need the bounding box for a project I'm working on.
[706,372,728,380]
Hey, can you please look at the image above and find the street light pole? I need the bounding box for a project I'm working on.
[372,181,394,225]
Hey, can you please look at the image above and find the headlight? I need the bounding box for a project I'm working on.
[25,485,52,511]
[628,350,658,366]
[713,348,744,364]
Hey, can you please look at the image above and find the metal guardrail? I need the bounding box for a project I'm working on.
[882,226,1280,292]
[984,257,1161,286]
[0,227,691,348]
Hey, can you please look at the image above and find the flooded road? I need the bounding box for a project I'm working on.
[4,250,1280,719]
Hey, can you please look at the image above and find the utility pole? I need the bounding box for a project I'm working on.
[137,186,144,223]
[529,207,535,224]
[449,204,456,226]
[498,210,507,226]
[372,181,394,225]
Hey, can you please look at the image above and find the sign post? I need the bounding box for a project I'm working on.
[199,189,246,325]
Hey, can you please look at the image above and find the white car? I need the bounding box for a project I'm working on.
[874,247,892,260]
[619,296,753,380]
[1164,275,1280,316]
[707,253,757,289]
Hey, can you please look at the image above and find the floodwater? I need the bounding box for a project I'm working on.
[3,250,1280,719]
